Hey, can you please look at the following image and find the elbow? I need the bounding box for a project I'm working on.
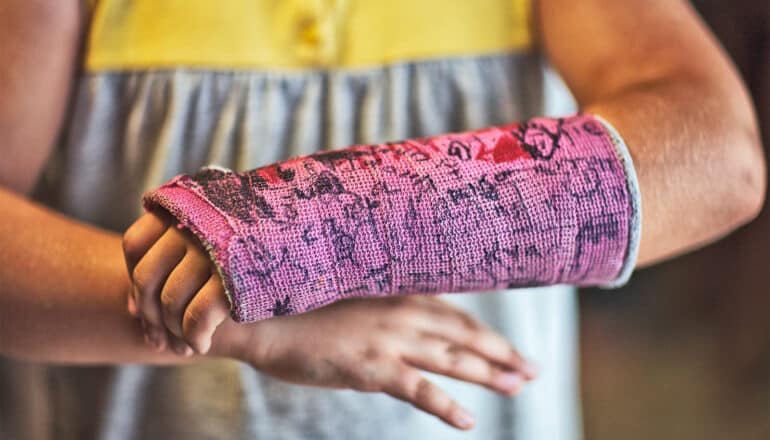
[719,119,766,230]
[740,140,765,225]
[688,67,767,234]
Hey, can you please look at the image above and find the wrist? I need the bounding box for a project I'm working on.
[207,318,269,367]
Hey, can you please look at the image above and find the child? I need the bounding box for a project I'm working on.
[0,0,763,439]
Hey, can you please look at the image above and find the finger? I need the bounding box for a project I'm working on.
[383,365,475,430]
[421,302,537,380]
[402,337,525,396]
[132,229,187,348]
[160,251,212,338]
[168,332,194,357]
[182,274,231,354]
[123,211,173,279]
[127,284,138,317]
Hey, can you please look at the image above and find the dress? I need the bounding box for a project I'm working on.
[0,1,582,438]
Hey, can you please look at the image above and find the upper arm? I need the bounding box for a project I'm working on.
[535,0,765,265]
[536,0,744,105]
[0,0,86,194]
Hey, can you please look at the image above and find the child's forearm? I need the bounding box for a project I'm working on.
[0,1,203,364]
[147,114,641,322]
[0,187,241,364]
[0,1,205,364]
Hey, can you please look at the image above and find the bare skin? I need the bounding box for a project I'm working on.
[127,0,766,355]
[541,0,764,265]
[0,0,765,431]
[0,186,536,431]
[0,1,538,430]
[241,296,538,430]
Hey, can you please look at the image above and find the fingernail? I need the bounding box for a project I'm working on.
[131,285,140,308]
[454,409,475,429]
[172,341,192,356]
[521,362,539,379]
[127,286,137,316]
[147,331,160,350]
[140,320,154,347]
[496,373,522,391]
[148,329,166,351]
[196,340,211,355]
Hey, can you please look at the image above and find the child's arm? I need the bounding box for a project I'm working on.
[0,3,535,429]
[0,0,185,364]
[1,186,534,430]
[540,0,765,264]
[130,112,638,357]
[0,187,231,364]
[0,0,82,195]
[129,0,765,355]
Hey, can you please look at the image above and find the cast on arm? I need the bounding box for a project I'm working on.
[133,0,766,352]
[144,114,641,323]
[0,3,537,419]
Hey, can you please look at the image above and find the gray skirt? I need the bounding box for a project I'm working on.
[1,52,581,440]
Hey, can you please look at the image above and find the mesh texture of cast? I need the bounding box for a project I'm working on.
[145,114,641,322]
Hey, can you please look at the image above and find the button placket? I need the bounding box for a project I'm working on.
[294,0,347,67]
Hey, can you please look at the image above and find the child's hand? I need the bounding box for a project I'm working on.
[124,211,538,429]
[224,295,538,430]
[123,211,230,354]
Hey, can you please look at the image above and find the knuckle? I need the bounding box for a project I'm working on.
[183,305,206,333]
[456,312,481,331]
[413,377,434,405]
[161,305,183,336]
[481,362,498,381]
[508,347,525,362]
[131,266,152,298]
[160,285,181,315]
[362,347,381,362]
[445,401,463,421]
[445,346,465,371]
[387,297,418,315]
[160,294,177,316]
[378,319,401,334]
[122,227,143,261]
[342,364,375,392]
[137,301,157,320]
[385,296,410,308]
[442,327,472,348]
[463,335,486,353]
[184,334,205,352]
[392,306,420,324]
[165,319,183,339]
[391,366,418,395]
[163,311,182,334]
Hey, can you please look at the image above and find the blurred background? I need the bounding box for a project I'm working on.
[580,1,770,439]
